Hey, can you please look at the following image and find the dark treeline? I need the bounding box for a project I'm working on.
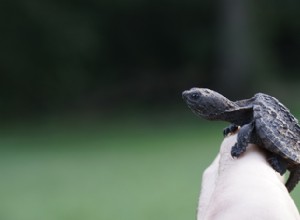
[1,1,300,117]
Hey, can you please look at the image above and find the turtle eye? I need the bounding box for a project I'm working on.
[190,93,200,100]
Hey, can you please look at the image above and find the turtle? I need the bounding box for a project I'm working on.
[182,87,300,192]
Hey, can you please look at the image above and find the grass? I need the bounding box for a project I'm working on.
[0,112,299,219]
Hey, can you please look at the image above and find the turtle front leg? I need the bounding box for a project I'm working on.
[223,124,239,137]
[231,123,254,158]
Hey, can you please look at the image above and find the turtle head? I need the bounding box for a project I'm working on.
[182,88,236,121]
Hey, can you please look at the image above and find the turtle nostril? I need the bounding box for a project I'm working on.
[182,91,188,100]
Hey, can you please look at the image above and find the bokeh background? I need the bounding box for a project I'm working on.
[1,1,300,219]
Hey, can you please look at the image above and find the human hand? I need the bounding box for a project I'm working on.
[197,133,299,220]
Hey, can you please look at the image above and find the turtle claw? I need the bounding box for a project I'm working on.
[231,143,246,158]
[223,124,239,137]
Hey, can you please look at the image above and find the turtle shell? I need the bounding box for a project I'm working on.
[253,93,300,164]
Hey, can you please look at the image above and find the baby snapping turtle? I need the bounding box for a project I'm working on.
[182,87,300,192]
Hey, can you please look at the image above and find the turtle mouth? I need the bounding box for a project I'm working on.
[190,105,207,116]
[185,99,197,107]
[191,107,219,119]
[185,101,208,116]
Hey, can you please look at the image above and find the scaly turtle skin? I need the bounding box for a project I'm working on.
[182,87,300,192]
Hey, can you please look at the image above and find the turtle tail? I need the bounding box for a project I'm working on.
[286,164,300,192]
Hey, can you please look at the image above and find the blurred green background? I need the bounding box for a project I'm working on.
[1,1,300,219]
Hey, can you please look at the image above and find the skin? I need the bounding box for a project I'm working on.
[182,87,300,192]
[197,133,300,220]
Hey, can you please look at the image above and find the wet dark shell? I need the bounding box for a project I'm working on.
[253,93,300,164]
